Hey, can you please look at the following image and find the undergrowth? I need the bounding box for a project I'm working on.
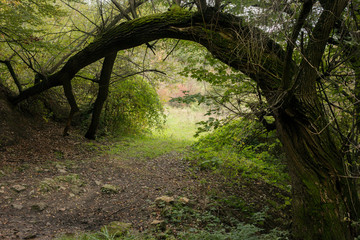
[101,107,206,159]
[187,118,290,190]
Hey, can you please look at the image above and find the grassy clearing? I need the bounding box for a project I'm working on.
[104,107,207,160]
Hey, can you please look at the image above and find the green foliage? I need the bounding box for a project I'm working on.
[178,223,289,240]
[100,76,165,136]
[188,118,289,189]
[175,53,263,136]
[103,107,206,159]
[156,200,289,240]
[0,0,66,40]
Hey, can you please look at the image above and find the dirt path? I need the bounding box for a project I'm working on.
[0,123,206,240]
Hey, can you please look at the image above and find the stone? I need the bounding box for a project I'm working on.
[23,233,37,239]
[71,186,81,194]
[179,197,190,204]
[150,220,164,225]
[55,164,65,169]
[101,221,132,237]
[12,204,23,210]
[151,220,166,231]
[31,202,47,211]
[155,196,175,207]
[101,184,118,194]
[11,184,26,192]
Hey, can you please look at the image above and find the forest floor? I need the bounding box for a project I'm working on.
[0,108,290,240]
[0,121,201,239]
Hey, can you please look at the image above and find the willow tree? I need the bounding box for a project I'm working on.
[7,0,360,239]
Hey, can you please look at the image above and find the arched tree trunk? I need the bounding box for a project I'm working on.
[85,52,117,139]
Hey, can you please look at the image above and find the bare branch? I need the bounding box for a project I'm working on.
[0,60,22,92]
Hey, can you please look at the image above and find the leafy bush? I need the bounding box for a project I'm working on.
[99,76,165,136]
[188,118,289,189]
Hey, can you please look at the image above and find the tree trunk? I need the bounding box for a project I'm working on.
[85,53,117,139]
[274,101,360,239]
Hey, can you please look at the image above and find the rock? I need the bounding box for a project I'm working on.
[101,221,132,237]
[55,164,65,169]
[155,196,175,207]
[11,184,26,192]
[101,184,118,194]
[71,186,81,194]
[150,220,166,231]
[23,233,37,239]
[12,204,23,210]
[179,197,190,204]
[150,220,164,225]
[31,202,47,211]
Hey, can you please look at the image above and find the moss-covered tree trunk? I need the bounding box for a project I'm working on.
[271,1,360,238]
[274,100,360,239]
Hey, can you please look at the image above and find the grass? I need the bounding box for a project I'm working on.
[104,107,207,160]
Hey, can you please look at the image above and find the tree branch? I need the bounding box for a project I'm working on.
[10,10,287,104]
[0,60,22,92]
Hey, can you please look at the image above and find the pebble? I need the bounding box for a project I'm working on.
[11,184,26,193]
[12,204,23,210]
[179,197,190,204]
[31,202,47,211]
[150,220,164,225]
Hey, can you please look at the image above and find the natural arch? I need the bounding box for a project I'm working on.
[8,5,360,240]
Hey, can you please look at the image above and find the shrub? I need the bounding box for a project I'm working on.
[99,76,165,136]
[188,118,289,189]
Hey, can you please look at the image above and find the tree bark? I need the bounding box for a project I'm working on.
[272,0,360,238]
[273,99,360,239]
[62,78,79,136]
[85,53,117,139]
[0,60,22,93]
